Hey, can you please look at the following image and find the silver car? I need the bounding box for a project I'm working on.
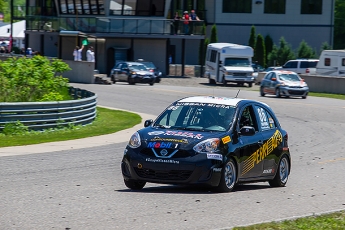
[260,70,309,99]
[110,62,156,85]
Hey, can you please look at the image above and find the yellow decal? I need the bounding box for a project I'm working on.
[222,136,231,144]
[242,130,283,176]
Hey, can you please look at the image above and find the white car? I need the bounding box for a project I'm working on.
[281,59,318,74]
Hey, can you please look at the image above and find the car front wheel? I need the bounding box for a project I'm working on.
[216,158,237,192]
[269,155,289,187]
[260,87,265,96]
[275,88,281,98]
[124,179,146,190]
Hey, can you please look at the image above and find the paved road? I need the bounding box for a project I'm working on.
[1,77,345,230]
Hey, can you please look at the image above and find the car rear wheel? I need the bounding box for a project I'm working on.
[124,179,146,190]
[275,88,281,98]
[269,155,289,187]
[111,75,116,84]
[128,77,135,85]
[216,158,237,192]
[248,82,252,87]
[209,78,216,84]
[149,82,154,86]
[260,87,265,96]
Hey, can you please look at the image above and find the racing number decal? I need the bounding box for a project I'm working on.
[257,107,269,130]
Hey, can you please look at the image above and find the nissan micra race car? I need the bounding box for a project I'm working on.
[121,96,291,192]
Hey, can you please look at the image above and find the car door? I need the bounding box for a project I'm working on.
[266,72,278,94]
[237,104,265,180]
[254,104,283,177]
[261,72,272,94]
[120,63,129,81]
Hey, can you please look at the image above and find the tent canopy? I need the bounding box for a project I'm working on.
[0,20,25,39]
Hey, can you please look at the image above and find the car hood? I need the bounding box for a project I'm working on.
[138,127,225,149]
[281,80,307,87]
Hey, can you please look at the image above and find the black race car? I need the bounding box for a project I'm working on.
[121,96,291,192]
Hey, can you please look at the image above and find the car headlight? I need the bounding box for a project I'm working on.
[128,132,141,148]
[193,138,220,154]
[158,72,162,76]
[131,71,137,75]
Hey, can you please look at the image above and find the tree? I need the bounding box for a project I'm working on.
[267,37,295,66]
[264,35,274,65]
[320,42,332,52]
[210,24,218,43]
[248,25,256,60]
[297,40,316,58]
[334,0,345,49]
[255,34,266,67]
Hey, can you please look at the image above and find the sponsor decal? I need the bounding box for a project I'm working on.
[167,106,180,111]
[207,153,223,161]
[164,131,204,139]
[175,102,231,109]
[242,130,283,176]
[150,137,188,144]
[160,149,168,156]
[146,158,179,164]
[222,135,231,144]
[257,107,270,130]
[148,131,165,135]
[263,169,273,174]
[213,167,222,172]
[147,142,178,149]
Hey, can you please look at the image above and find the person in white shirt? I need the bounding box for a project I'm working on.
[86,46,95,62]
[73,45,84,61]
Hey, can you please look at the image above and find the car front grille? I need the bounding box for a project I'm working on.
[232,73,247,76]
[288,90,306,95]
[134,168,192,181]
[140,148,193,158]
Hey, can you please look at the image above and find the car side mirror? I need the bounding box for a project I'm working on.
[144,119,153,127]
[271,77,277,81]
[239,126,256,136]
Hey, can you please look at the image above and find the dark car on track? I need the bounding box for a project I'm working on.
[121,96,291,192]
[260,70,309,99]
[136,59,162,83]
[110,62,156,85]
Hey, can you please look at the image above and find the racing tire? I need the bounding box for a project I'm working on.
[124,179,146,190]
[209,78,216,85]
[260,87,265,96]
[128,77,135,85]
[216,158,237,192]
[149,82,154,86]
[275,88,281,98]
[302,95,307,99]
[248,82,253,88]
[269,155,289,187]
[222,76,227,86]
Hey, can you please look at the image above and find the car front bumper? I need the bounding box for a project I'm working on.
[132,75,156,83]
[121,147,223,187]
[279,86,309,97]
[225,75,255,83]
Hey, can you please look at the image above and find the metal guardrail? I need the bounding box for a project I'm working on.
[0,87,97,131]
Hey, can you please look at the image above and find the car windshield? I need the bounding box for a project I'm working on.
[224,58,250,67]
[141,62,156,69]
[153,103,236,132]
[279,73,301,82]
[129,64,147,71]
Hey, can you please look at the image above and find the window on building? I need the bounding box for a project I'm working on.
[324,58,330,66]
[264,0,286,14]
[223,0,252,13]
[58,0,104,15]
[342,58,345,66]
[301,0,322,14]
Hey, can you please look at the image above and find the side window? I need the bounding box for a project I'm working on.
[342,59,345,66]
[324,58,331,66]
[284,61,297,68]
[269,72,276,80]
[264,72,272,80]
[300,61,308,68]
[239,105,258,131]
[255,105,277,131]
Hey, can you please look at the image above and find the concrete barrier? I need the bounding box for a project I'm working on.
[62,60,95,84]
[300,74,345,94]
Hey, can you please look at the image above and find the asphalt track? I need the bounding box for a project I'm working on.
[1,77,345,229]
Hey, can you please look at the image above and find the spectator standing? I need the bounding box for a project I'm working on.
[182,11,189,35]
[173,12,181,35]
[26,47,33,57]
[189,10,200,35]
[86,46,95,62]
[73,45,84,61]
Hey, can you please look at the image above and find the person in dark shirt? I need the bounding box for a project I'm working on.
[189,10,200,35]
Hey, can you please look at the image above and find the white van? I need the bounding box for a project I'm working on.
[316,50,345,76]
[204,43,255,87]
